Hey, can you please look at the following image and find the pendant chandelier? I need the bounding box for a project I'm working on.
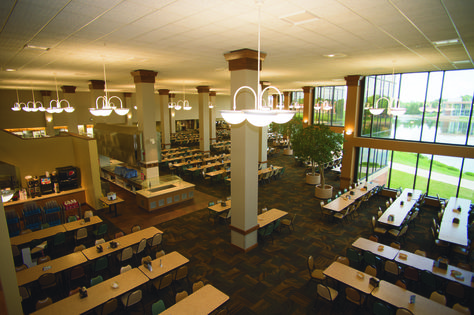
[89,63,128,116]
[368,63,406,116]
[19,88,45,112]
[174,83,192,111]
[11,90,25,111]
[47,75,74,113]
[289,101,301,110]
[220,0,294,127]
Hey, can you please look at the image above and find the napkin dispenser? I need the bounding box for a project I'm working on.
[369,277,380,288]
[79,287,88,299]
[221,202,226,207]
[107,192,116,201]
[388,214,395,222]
[110,241,118,249]
[350,191,355,195]
[434,258,448,270]
[84,217,91,223]
[453,218,460,224]
[96,244,103,253]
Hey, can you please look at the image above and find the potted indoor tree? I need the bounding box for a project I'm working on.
[292,124,344,198]
[273,116,302,155]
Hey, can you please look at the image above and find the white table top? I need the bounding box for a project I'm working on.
[378,189,422,227]
[138,251,189,280]
[208,200,231,213]
[323,182,378,212]
[323,261,377,294]
[372,280,460,315]
[257,208,288,228]
[352,237,400,260]
[438,197,471,246]
[160,284,229,315]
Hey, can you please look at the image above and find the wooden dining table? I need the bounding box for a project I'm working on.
[438,197,471,246]
[352,237,400,260]
[138,251,189,280]
[323,182,378,213]
[378,188,422,227]
[31,268,149,315]
[17,251,88,287]
[10,224,66,246]
[82,227,162,261]
[323,261,376,294]
[372,280,460,315]
[257,208,288,228]
[62,216,103,232]
[208,200,231,213]
[160,284,229,315]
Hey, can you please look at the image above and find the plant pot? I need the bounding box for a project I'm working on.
[283,148,293,155]
[315,184,333,199]
[305,173,320,185]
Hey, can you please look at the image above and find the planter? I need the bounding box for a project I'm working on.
[305,173,320,185]
[315,184,333,199]
[283,148,293,155]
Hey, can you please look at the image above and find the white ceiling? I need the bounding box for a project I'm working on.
[0,0,473,95]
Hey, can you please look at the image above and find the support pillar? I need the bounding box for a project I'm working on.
[124,93,133,126]
[197,86,210,154]
[158,89,171,149]
[169,94,176,134]
[258,81,270,169]
[283,91,290,110]
[41,91,54,136]
[224,48,266,252]
[209,91,217,144]
[340,75,364,189]
[302,86,314,126]
[131,70,159,180]
[61,85,78,133]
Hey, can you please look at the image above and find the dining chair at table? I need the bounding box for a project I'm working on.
[396,307,414,315]
[373,301,393,315]
[121,289,144,313]
[336,256,350,266]
[334,206,351,225]
[280,214,296,233]
[92,256,109,278]
[174,265,190,293]
[387,224,409,244]
[452,303,471,315]
[131,224,141,233]
[93,223,108,240]
[344,287,365,310]
[114,231,125,239]
[445,281,465,306]
[74,227,88,246]
[364,265,377,277]
[395,279,407,289]
[35,297,53,311]
[307,256,326,284]
[219,209,232,228]
[100,298,118,315]
[147,232,163,254]
[116,247,133,269]
[90,275,104,287]
[429,290,447,305]
[319,201,332,222]
[346,248,363,269]
[316,283,339,314]
[192,280,204,292]
[258,222,274,245]
[152,299,166,315]
[384,260,402,283]
[152,273,173,297]
[132,238,147,266]
[38,273,60,299]
[371,216,387,237]
[175,290,188,303]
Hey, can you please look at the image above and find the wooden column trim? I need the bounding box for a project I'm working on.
[130,70,158,84]
[224,48,266,71]
[229,224,259,235]
[196,86,210,93]
[89,80,104,90]
[158,89,169,96]
[61,85,76,93]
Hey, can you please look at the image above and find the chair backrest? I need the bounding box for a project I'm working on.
[120,247,133,261]
[94,256,108,272]
[131,225,141,233]
[76,227,87,239]
[152,300,166,315]
[385,260,400,275]
[150,233,163,247]
[403,266,419,281]
[414,250,426,257]
[38,255,51,265]
[336,256,350,266]
[396,308,414,315]
[155,250,166,259]
[114,231,125,239]
[120,265,132,274]
[345,287,361,305]
[175,291,188,303]
[95,238,106,245]
[429,291,446,305]
[91,275,104,286]
[159,273,173,289]
[136,238,147,254]
[307,256,314,272]
[395,279,407,289]
[175,265,188,281]
[125,289,142,307]
[390,242,401,250]
[74,244,86,252]
[70,265,85,281]
[446,281,465,299]
[452,303,471,315]
[53,232,66,245]
[35,297,53,310]
[97,223,108,235]
[38,273,56,289]
[364,265,377,277]
[101,298,118,315]
[373,301,392,315]
[193,281,204,292]
[84,211,93,218]
[317,284,334,301]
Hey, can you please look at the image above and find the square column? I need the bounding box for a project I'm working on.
[197,86,210,154]
[61,85,78,133]
[41,90,54,136]
[131,70,159,179]
[302,86,314,126]
[158,89,171,149]
[169,93,176,134]
[209,91,217,143]
[224,48,266,252]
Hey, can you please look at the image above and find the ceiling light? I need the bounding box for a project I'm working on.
[432,38,459,46]
[280,10,319,25]
[24,44,50,51]
[5,68,16,72]
[452,60,471,65]
[47,75,73,113]
[220,0,294,127]
[323,53,347,58]
[90,64,128,116]
[368,63,405,116]
[11,90,25,111]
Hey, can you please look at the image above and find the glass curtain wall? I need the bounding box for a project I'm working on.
[357,69,474,202]
[313,86,347,126]
[290,91,304,120]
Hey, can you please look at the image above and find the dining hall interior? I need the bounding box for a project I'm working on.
[1,0,474,314]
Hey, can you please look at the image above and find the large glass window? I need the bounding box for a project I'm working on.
[314,86,346,126]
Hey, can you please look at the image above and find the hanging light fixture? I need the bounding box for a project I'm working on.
[22,88,44,112]
[369,62,405,116]
[220,0,294,126]
[47,75,74,113]
[11,90,25,111]
[179,83,192,110]
[209,101,214,109]
[90,63,128,116]
[322,101,332,111]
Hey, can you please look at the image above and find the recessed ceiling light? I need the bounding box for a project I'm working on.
[23,44,50,51]
[432,38,459,46]
[5,68,16,72]
[280,10,319,26]
[323,53,347,58]
[452,60,471,65]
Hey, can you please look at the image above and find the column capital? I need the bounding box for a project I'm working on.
[89,80,105,90]
[130,70,158,84]
[302,86,314,93]
[40,90,51,97]
[224,48,266,71]
[61,85,76,93]
[123,92,132,97]
[196,86,210,93]
[209,91,216,97]
[345,75,364,86]
[158,89,169,95]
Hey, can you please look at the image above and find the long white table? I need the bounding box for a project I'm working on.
[352,237,400,260]
[438,197,471,246]
[323,182,378,213]
[257,208,288,228]
[378,189,422,227]
[323,261,376,294]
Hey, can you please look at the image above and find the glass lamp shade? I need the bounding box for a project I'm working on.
[183,100,192,110]
[89,108,113,116]
[64,106,75,113]
[273,110,295,124]
[369,108,384,115]
[168,102,176,109]
[243,109,277,127]
[220,110,246,125]
[389,107,406,116]
[11,103,22,111]
[1,189,14,203]
[114,108,129,116]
